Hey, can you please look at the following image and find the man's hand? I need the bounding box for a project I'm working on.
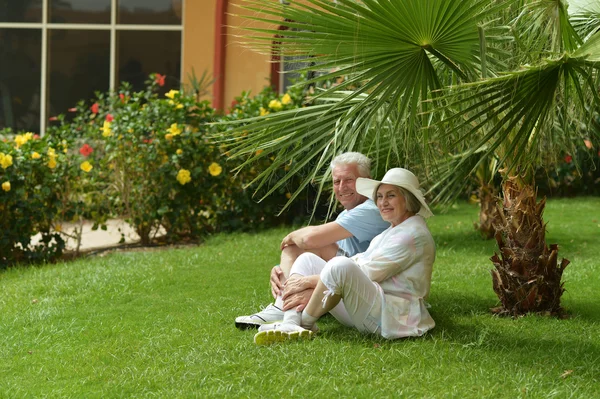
[270,265,284,298]
[280,233,295,250]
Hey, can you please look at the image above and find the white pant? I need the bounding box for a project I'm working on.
[290,253,382,334]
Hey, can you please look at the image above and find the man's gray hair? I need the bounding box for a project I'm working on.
[330,152,371,178]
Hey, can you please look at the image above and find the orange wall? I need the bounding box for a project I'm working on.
[183,0,217,101]
[224,0,275,105]
[183,0,276,108]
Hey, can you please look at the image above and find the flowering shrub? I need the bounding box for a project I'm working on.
[536,138,600,197]
[214,83,313,231]
[1,74,312,266]
[0,131,66,266]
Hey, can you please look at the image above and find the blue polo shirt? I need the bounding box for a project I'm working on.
[335,199,389,256]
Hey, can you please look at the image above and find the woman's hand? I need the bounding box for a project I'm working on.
[270,265,284,298]
[282,289,314,311]
[282,275,318,311]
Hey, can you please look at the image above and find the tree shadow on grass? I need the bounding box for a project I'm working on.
[317,290,599,376]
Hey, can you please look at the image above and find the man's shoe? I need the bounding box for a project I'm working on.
[254,324,314,345]
[235,303,284,329]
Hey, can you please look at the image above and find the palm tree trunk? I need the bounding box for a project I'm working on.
[475,183,500,239]
[490,176,570,316]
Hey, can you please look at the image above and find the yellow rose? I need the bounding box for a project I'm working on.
[167,123,182,136]
[32,152,41,159]
[176,149,183,155]
[165,133,173,140]
[25,132,34,140]
[281,93,292,105]
[2,181,10,192]
[165,89,179,99]
[176,103,184,109]
[101,120,112,137]
[80,161,93,172]
[259,107,269,116]
[208,162,222,177]
[0,153,13,169]
[48,158,57,169]
[177,169,191,185]
[47,148,56,157]
[269,99,282,111]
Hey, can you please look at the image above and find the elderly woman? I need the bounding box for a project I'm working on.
[254,168,436,344]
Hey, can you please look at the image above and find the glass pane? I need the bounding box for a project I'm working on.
[49,0,111,24]
[117,30,181,92]
[0,29,41,133]
[47,30,110,121]
[281,55,311,93]
[0,0,42,23]
[118,0,182,25]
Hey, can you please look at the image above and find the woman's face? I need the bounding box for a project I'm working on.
[376,184,408,227]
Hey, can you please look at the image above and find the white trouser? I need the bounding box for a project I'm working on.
[290,253,382,334]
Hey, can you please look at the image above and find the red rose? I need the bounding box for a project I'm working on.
[119,93,126,103]
[564,155,572,164]
[79,144,94,157]
[91,103,99,114]
[105,113,114,122]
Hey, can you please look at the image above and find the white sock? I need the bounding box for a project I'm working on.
[301,310,318,330]
[282,310,302,326]
[274,296,284,310]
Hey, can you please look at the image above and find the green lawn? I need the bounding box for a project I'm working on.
[1,198,599,398]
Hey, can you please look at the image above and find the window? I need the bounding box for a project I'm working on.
[0,0,184,134]
[272,25,314,95]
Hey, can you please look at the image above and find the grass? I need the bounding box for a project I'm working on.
[1,197,599,398]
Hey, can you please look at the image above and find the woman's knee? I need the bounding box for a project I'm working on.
[321,257,361,287]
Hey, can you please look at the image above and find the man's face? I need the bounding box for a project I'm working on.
[332,164,367,210]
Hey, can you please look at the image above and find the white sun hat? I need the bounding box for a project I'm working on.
[356,168,433,218]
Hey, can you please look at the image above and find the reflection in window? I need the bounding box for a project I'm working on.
[0,0,42,23]
[47,30,110,120]
[118,0,182,25]
[0,29,41,132]
[117,30,181,92]
[49,0,111,24]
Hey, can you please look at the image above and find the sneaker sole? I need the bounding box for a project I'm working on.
[235,320,282,330]
[253,329,314,345]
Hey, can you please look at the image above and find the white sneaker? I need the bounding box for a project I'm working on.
[235,303,283,329]
[254,324,314,345]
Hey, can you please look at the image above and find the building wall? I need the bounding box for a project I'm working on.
[183,0,275,109]
[224,1,274,105]
[183,0,216,101]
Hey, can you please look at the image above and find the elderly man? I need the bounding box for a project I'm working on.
[235,152,389,329]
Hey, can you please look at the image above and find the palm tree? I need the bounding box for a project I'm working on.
[225,0,600,316]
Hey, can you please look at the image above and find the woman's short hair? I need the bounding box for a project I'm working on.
[330,152,371,178]
[376,185,421,214]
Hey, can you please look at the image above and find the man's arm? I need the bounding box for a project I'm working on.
[280,221,352,251]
